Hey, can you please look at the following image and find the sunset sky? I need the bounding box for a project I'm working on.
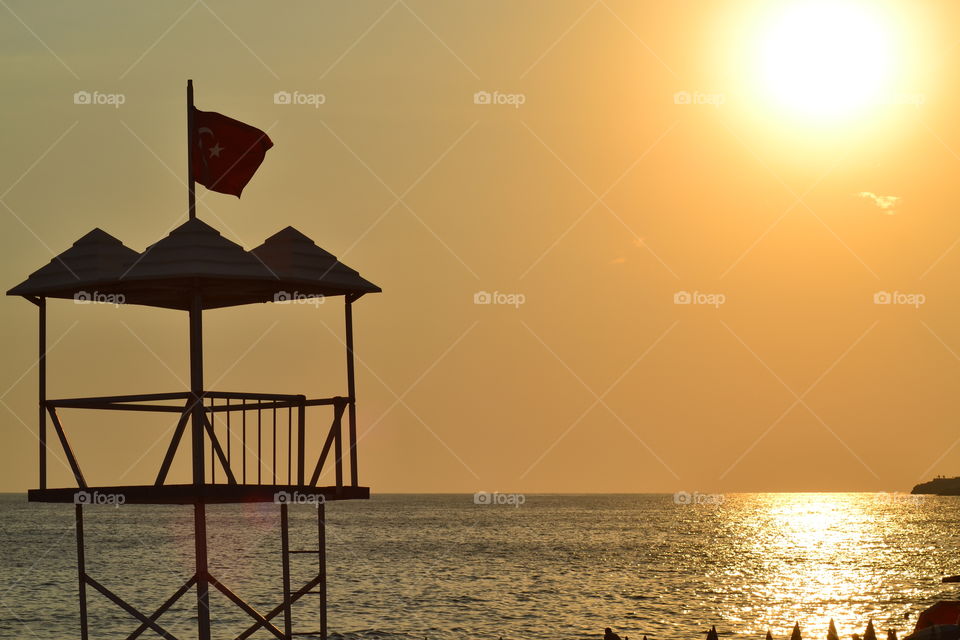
[2,0,960,494]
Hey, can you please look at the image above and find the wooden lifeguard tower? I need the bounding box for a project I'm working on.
[7,150,380,637]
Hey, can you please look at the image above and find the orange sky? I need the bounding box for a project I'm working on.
[2,0,960,494]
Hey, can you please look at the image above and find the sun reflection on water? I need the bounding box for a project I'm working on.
[721,493,928,639]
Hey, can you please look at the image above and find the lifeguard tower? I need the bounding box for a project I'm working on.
[7,214,380,639]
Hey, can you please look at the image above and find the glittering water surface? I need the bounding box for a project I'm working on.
[2,493,960,640]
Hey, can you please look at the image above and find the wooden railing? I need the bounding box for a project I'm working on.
[41,390,354,491]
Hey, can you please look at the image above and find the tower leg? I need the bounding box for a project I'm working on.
[194,502,211,640]
[280,504,292,639]
[318,502,327,640]
[75,504,88,640]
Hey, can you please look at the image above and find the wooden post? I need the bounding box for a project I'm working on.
[344,297,358,487]
[280,504,292,638]
[190,292,204,485]
[334,409,343,492]
[318,502,327,640]
[188,288,211,639]
[38,297,46,490]
[297,402,305,485]
[75,504,88,640]
[187,79,196,220]
[194,502,211,640]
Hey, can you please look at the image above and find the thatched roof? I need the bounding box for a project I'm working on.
[8,218,380,310]
[251,226,379,295]
[7,228,138,297]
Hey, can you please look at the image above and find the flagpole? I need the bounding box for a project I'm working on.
[187,79,196,220]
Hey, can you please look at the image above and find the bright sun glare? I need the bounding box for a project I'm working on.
[758,1,896,120]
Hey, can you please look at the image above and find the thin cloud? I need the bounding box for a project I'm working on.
[858,191,900,214]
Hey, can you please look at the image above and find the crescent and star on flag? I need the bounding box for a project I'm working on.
[197,128,224,159]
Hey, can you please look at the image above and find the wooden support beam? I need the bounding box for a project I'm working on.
[47,407,87,488]
[334,408,343,492]
[126,576,197,640]
[205,390,302,401]
[48,392,191,405]
[309,404,346,487]
[207,397,338,413]
[201,413,237,485]
[344,297,358,487]
[208,575,285,640]
[234,574,323,640]
[50,402,186,413]
[85,575,178,639]
[297,403,305,485]
[38,297,46,490]
[318,501,327,640]
[155,403,192,486]
[75,505,88,640]
[280,505,292,639]
[189,292,204,487]
[194,502,211,640]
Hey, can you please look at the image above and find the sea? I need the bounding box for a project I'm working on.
[2,492,960,640]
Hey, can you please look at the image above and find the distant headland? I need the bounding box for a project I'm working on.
[912,476,960,495]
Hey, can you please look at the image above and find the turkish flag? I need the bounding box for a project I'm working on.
[191,108,273,197]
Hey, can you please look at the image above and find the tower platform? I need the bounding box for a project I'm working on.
[29,483,369,504]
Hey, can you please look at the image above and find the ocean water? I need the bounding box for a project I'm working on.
[2,493,960,640]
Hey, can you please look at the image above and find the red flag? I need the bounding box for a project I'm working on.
[191,108,273,197]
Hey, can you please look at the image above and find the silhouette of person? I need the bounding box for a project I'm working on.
[606,628,623,640]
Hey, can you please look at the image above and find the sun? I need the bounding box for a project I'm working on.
[756,1,896,120]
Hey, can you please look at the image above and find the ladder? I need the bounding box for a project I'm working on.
[279,502,328,640]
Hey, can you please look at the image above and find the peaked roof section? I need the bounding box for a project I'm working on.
[122,218,271,281]
[7,228,139,297]
[251,226,380,295]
